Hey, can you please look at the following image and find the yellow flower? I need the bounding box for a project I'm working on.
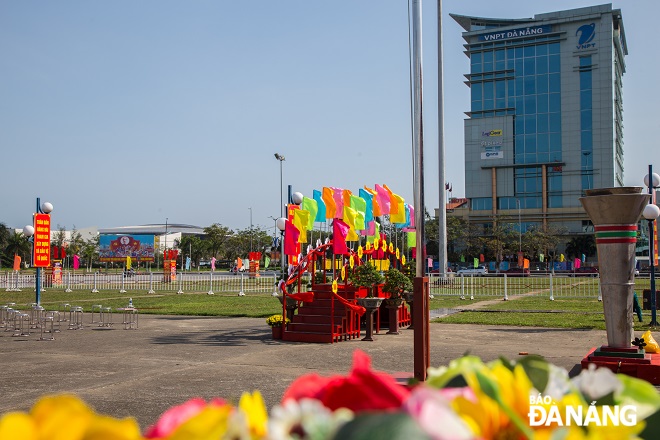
[239,391,268,438]
[165,405,233,440]
[0,412,38,440]
[0,395,142,440]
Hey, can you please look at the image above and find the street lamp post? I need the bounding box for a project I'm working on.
[23,198,53,305]
[517,199,522,253]
[249,207,253,252]
[643,166,660,327]
[274,153,285,218]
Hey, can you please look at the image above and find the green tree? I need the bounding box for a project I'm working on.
[4,231,32,266]
[0,223,10,267]
[80,235,99,270]
[203,224,233,258]
[174,235,207,267]
[565,235,596,260]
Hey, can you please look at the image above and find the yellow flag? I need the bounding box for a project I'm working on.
[390,193,406,223]
[293,210,310,243]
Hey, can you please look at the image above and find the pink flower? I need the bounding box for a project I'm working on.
[403,387,475,440]
[144,397,226,438]
[282,350,410,412]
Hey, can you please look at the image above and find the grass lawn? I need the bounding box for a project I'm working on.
[435,293,656,331]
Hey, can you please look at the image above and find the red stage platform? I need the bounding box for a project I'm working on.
[581,347,660,385]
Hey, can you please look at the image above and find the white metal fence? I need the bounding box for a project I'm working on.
[2,271,279,295]
[3,271,655,300]
[428,273,603,300]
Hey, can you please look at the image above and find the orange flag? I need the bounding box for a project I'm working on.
[322,187,336,219]
[13,254,21,271]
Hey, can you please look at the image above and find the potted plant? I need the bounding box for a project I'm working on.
[349,263,385,341]
[349,263,385,298]
[266,314,290,339]
[382,268,413,335]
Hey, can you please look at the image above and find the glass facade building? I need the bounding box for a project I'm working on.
[451,4,626,239]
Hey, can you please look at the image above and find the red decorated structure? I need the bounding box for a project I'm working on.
[278,241,411,343]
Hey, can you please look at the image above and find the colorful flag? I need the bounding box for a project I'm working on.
[574,258,581,269]
[333,219,350,255]
[473,258,479,268]
[126,256,132,270]
[13,254,21,271]
[342,189,353,208]
[302,197,318,229]
[264,256,270,268]
[293,210,310,243]
[185,256,191,271]
[284,221,300,255]
[390,192,406,223]
[359,188,374,223]
[312,190,326,222]
[383,184,400,215]
[73,254,80,270]
[355,211,365,232]
[523,258,530,269]
[539,253,544,262]
[332,187,345,219]
[363,186,381,216]
[342,206,359,241]
[375,184,391,215]
[368,221,380,243]
[211,257,216,271]
[322,187,336,219]
[407,231,416,248]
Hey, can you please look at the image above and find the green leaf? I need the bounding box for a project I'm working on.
[517,355,550,393]
[331,413,431,440]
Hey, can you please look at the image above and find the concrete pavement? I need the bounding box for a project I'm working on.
[0,313,608,431]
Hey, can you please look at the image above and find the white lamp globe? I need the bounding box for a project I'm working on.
[643,204,660,221]
[644,173,660,189]
[291,192,304,205]
[276,217,287,231]
[41,202,54,213]
[23,225,35,237]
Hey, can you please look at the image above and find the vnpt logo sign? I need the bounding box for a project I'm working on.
[482,129,502,137]
[576,23,596,49]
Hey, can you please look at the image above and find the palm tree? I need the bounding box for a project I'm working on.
[4,231,32,267]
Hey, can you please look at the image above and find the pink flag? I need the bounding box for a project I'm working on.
[211,257,216,271]
[333,219,350,255]
[574,258,581,269]
[332,187,344,219]
[285,220,301,256]
[375,184,391,215]
[73,255,80,270]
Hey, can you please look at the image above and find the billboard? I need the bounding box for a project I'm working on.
[99,235,155,262]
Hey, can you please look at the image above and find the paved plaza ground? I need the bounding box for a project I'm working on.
[0,313,609,431]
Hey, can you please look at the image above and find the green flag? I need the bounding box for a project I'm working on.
[474,258,479,268]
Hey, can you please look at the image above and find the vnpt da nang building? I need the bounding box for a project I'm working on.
[451,4,626,241]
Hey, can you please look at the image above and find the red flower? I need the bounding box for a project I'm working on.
[281,350,410,412]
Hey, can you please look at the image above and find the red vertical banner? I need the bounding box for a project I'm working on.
[33,213,51,268]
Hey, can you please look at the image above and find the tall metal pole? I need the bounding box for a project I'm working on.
[437,0,447,277]
[411,0,429,382]
[35,197,42,305]
[249,207,253,252]
[412,0,425,277]
[649,164,658,326]
[517,199,522,253]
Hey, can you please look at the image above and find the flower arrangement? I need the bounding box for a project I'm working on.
[265,314,289,327]
[2,350,659,439]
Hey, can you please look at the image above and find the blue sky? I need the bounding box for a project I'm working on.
[2,1,658,232]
